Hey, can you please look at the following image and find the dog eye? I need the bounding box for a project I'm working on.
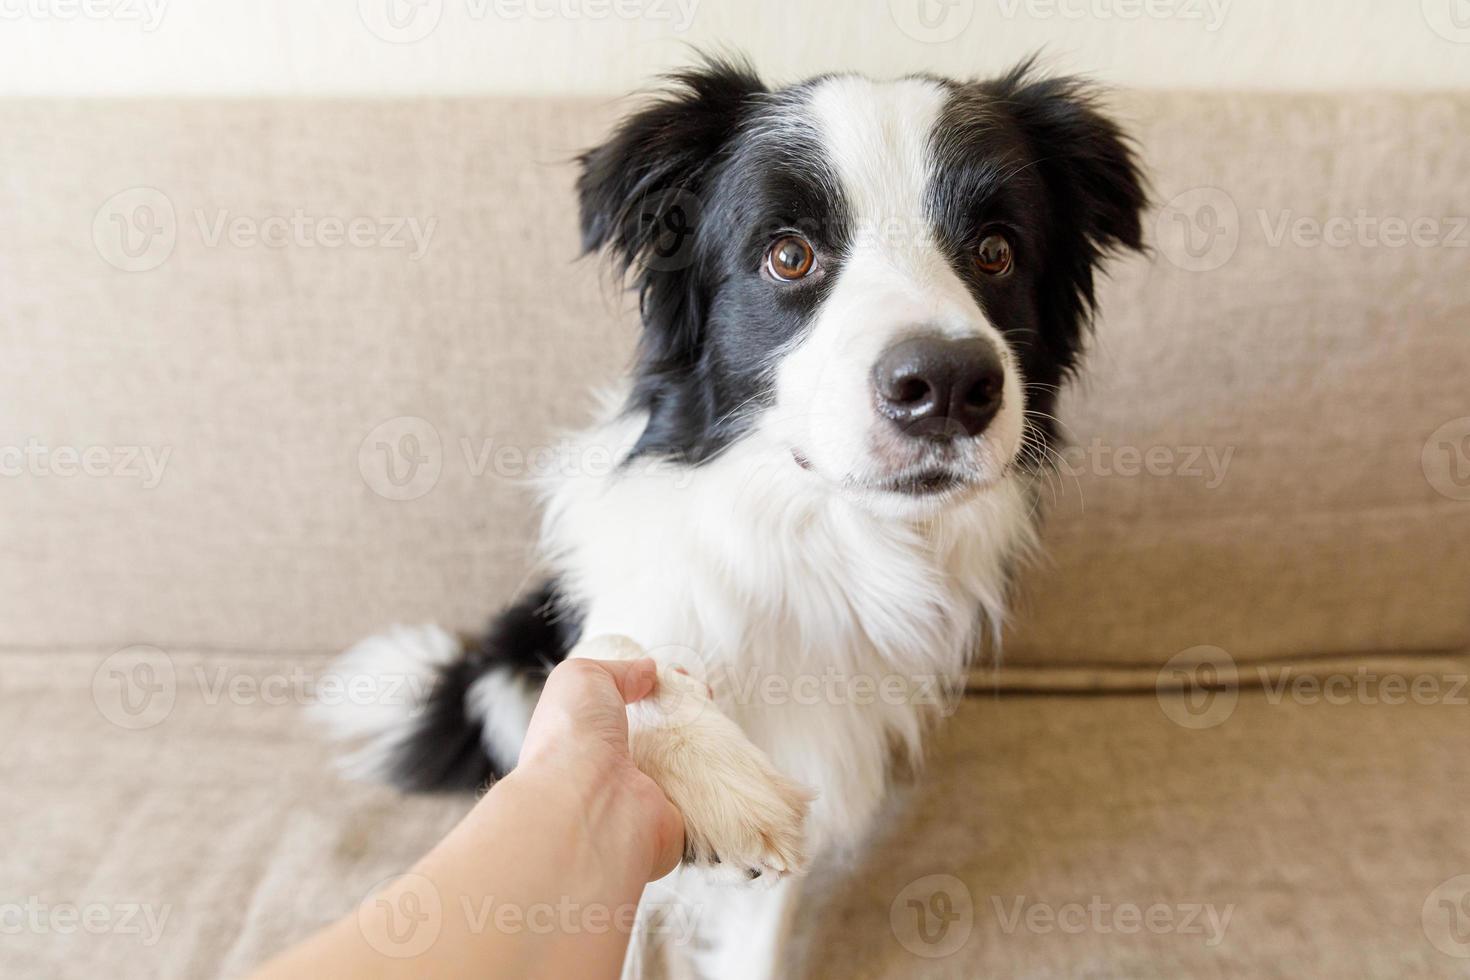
[975,233,1014,276]
[766,235,815,281]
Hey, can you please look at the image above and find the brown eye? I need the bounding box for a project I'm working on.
[766,235,815,281]
[975,233,1014,276]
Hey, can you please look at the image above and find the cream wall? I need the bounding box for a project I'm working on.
[0,0,1467,95]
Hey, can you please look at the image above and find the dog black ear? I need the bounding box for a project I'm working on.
[991,59,1147,258]
[987,60,1148,372]
[575,57,765,460]
[576,56,765,273]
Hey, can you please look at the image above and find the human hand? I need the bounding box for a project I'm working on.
[252,657,688,980]
[511,657,687,882]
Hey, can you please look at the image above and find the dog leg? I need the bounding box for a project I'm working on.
[618,873,705,980]
[618,883,702,980]
[570,634,814,884]
[628,866,804,980]
[713,875,805,980]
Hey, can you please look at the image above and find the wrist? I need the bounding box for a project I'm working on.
[494,759,668,883]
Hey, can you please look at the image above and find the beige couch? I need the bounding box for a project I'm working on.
[4,90,1469,978]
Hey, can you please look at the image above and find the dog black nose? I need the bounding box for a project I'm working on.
[872,336,1005,438]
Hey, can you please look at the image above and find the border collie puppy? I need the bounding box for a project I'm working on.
[320,56,1145,979]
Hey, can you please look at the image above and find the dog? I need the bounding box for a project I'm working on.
[317,55,1145,979]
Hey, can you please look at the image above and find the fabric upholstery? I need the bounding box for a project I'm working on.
[5,650,1470,978]
[6,86,1470,980]
[2,92,1468,672]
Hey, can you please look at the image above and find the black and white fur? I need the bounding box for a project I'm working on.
[318,56,1145,979]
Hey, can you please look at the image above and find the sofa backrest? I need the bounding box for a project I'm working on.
[3,92,1467,673]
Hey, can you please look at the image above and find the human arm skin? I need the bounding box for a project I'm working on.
[251,657,685,980]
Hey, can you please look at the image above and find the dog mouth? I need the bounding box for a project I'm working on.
[792,448,979,498]
[880,468,966,496]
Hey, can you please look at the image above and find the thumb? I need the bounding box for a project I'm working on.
[582,656,659,705]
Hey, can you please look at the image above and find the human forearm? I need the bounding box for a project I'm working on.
[253,658,683,980]
[408,763,659,979]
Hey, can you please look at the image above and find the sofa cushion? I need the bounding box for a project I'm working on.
[5,648,1469,977]
[1,92,1466,672]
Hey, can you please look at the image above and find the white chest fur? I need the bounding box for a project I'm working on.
[542,409,1036,852]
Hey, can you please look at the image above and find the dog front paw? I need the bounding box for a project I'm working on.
[677,765,812,885]
[628,661,814,885]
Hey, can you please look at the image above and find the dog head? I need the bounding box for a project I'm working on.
[578,57,1146,517]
